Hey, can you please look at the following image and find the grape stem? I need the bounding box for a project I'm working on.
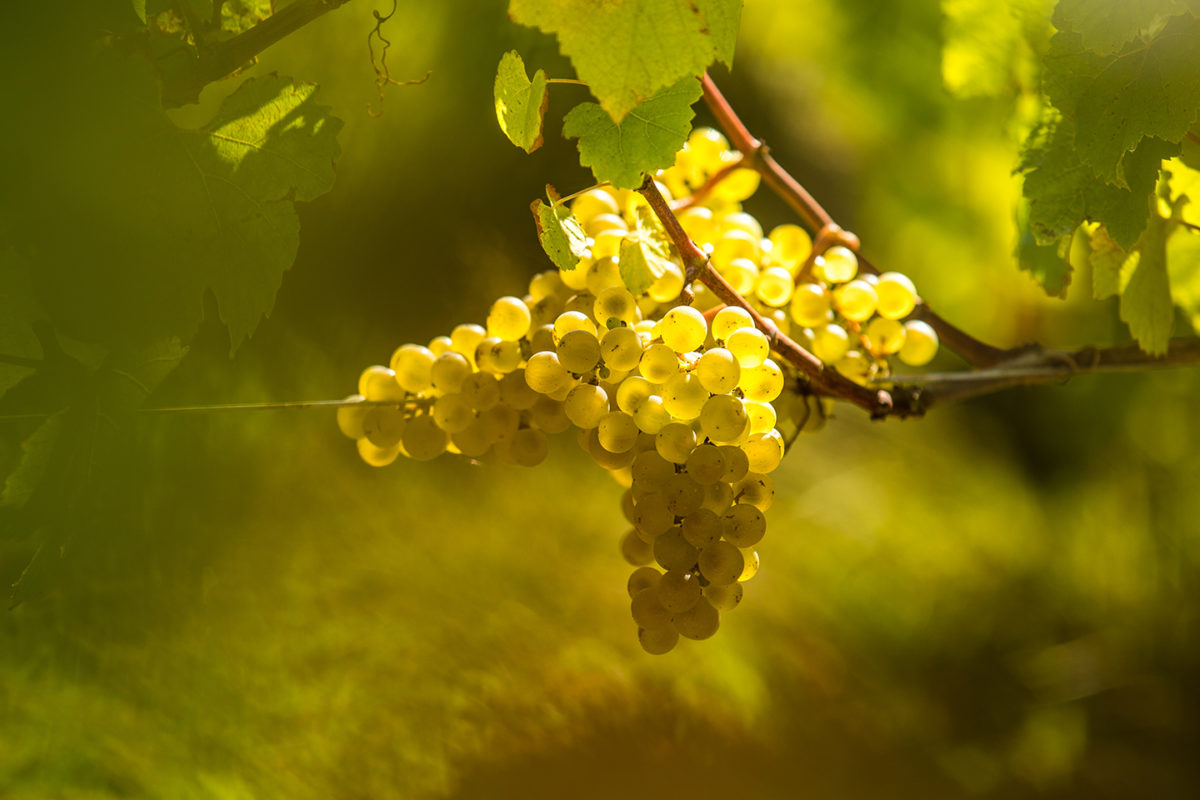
[698,73,1013,368]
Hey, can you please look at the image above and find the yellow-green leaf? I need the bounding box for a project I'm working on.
[1120,215,1174,355]
[619,207,675,295]
[494,51,549,153]
[532,198,588,272]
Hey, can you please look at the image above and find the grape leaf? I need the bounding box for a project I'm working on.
[619,207,675,295]
[531,197,588,271]
[563,77,703,189]
[1164,157,1200,226]
[1051,0,1187,57]
[1016,218,1073,296]
[495,51,550,153]
[1043,16,1200,186]
[1166,227,1200,330]
[509,0,736,122]
[1088,225,1128,299]
[1120,214,1174,355]
[0,413,63,512]
[132,0,147,23]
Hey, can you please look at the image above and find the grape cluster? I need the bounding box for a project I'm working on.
[338,126,938,654]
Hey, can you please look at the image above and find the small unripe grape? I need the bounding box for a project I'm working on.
[875,272,918,319]
[899,320,939,366]
[725,327,769,368]
[817,245,858,283]
[833,279,878,322]
[486,296,532,341]
[658,306,708,353]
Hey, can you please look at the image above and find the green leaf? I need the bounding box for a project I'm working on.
[1120,214,1174,355]
[1,413,63,511]
[1016,221,1073,297]
[132,0,147,23]
[495,51,550,153]
[1088,225,1128,300]
[618,207,675,295]
[563,77,703,189]
[1051,0,1187,57]
[531,197,588,271]
[1043,15,1200,185]
[1167,227,1200,330]
[509,0,735,121]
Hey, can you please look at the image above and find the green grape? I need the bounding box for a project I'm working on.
[743,430,784,474]
[631,588,673,629]
[688,127,729,166]
[699,394,750,444]
[661,373,708,421]
[734,472,775,512]
[428,335,453,356]
[658,569,702,613]
[598,411,639,453]
[744,400,778,436]
[583,212,628,238]
[553,310,597,341]
[498,370,538,410]
[528,295,565,329]
[701,480,734,515]
[564,290,598,318]
[631,449,675,490]
[755,266,795,307]
[627,566,661,597]
[685,444,726,486]
[656,422,697,464]
[478,337,524,374]
[570,187,620,225]
[337,395,368,439]
[725,327,769,368]
[717,445,750,483]
[432,393,475,433]
[681,508,722,548]
[711,230,761,271]
[631,395,669,434]
[875,272,918,319]
[768,223,813,272]
[528,324,557,354]
[663,472,705,517]
[677,206,716,243]
[585,257,624,295]
[811,324,850,364]
[358,365,406,402]
[362,406,407,448]
[616,375,655,414]
[704,581,743,611]
[864,316,906,356]
[721,210,764,240]
[430,352,473,395]
[450,324,487,364]
[524,351,571,395]
[508,427,549,467]
[528,397,568,435]
[719,258,759,295]
[790,282,832,327]
[647,263,685,304]
[712,306,753,342]
[451,418,491,458]
[817,245,858,283]
[695,348,740,394]
[638,625,679,655]
[357,437,401,467]
[529,269,567,302]
[594,286,639,327]
[600,326,643,371]
[564,383,609,429]
[401,415,448,461]
[585,427,638,471]
[739,549,760,582]
[556,329,602,374]
[486,296,532,341]
[711,165,760,204]
[460,372,500,411]
[633,493,675,539]
[479,404,521,444]
[723,503,766,547]
[833,279,878,322]
[835,350,873,386]
[698,540,745,586]
[621,489,638,525]
[639,343,681,383]
[389,344,435,393]
[898,320,939,366]
[560,259,590,290]
[674,597,720,640]
[739,358,784,403]
[654,527,700,571]
[658,305,708,353]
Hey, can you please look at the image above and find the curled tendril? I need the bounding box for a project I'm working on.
[367,0,432,117]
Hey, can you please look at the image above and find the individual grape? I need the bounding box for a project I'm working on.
[677,205,716,242]
[898,320,939,366]
[790,282,832,327]
[712,306,754,342]
[658,569,702,613]
[661,373,708,421]
[631,449,674,489]
[498,370,539,410]
[564,383,609,429]
[719,258,759,295]
[654,527,700,571]
[337,395,368,439]
[460,372,500,411]
[739,358,784,403]
[430,352,473,394]
[833,279,878,322]
[875,272,918,319]
[362,406,407,448]
[739,550,761,582]
[570,187,620,225]
[639,343,681,383]
[528,294,565,329]
[674,597,719,640]
[508,427,549,467]
[600,326,643,371]
[586,257,624,295]
[817,245,858,283]
[811,324,850,364]
[647,263,685,304]
[529,269,568,301]
[685,444,726,485]
[560,259,589,289]
[711,230,761,271]
[389,345,435,393]
[553,310,597,341]
[633,493,675,539]
[744,400,778,436]
[357,437,401,467]
[725,327,769,368]
[734,472,775,512]
[835,350,873,385]
[530,396,571,434]
[525,351,572,395]
[358,365,405,402]
[633,395,672,434]
[593,286,638,327]
[687,127,729,166]
[755,266,795,307]
[701,480,734,515]
[681,508,722,548]
[698,541,745,586]
[583,212,627,238]
[699,394,750,444]
[450,324,487,363]
[743,430,784,474]
[663,472,705,517]
[486,296,532,341]
[451,418,492,458]
[704,581,743,611]
[584,427,638,471]
[479,404,521,443]
[627,566,661,597]
[428,335,453,356]
[656,422,697,464]
[768,223,813,272]
[631,588,673,629]
[598,411,639,453]
[658,306,708,353]
[638,625,679,655]
[563,290,598,318]
[528,324,557,354]
[864,316,906,356]
[711,165,760,204]
[401,415,449,461]
[717,445,750,483]
[616,375,655,414]
[557,329,602,374]
[695,348,741,394]
[723,503,766,547]
[432,393,475,433]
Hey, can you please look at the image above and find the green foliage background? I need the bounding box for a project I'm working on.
[1,1,1198,798]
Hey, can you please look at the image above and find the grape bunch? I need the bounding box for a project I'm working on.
[337,126,939,654]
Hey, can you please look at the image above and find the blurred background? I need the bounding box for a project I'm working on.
[2,0,1198,797]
